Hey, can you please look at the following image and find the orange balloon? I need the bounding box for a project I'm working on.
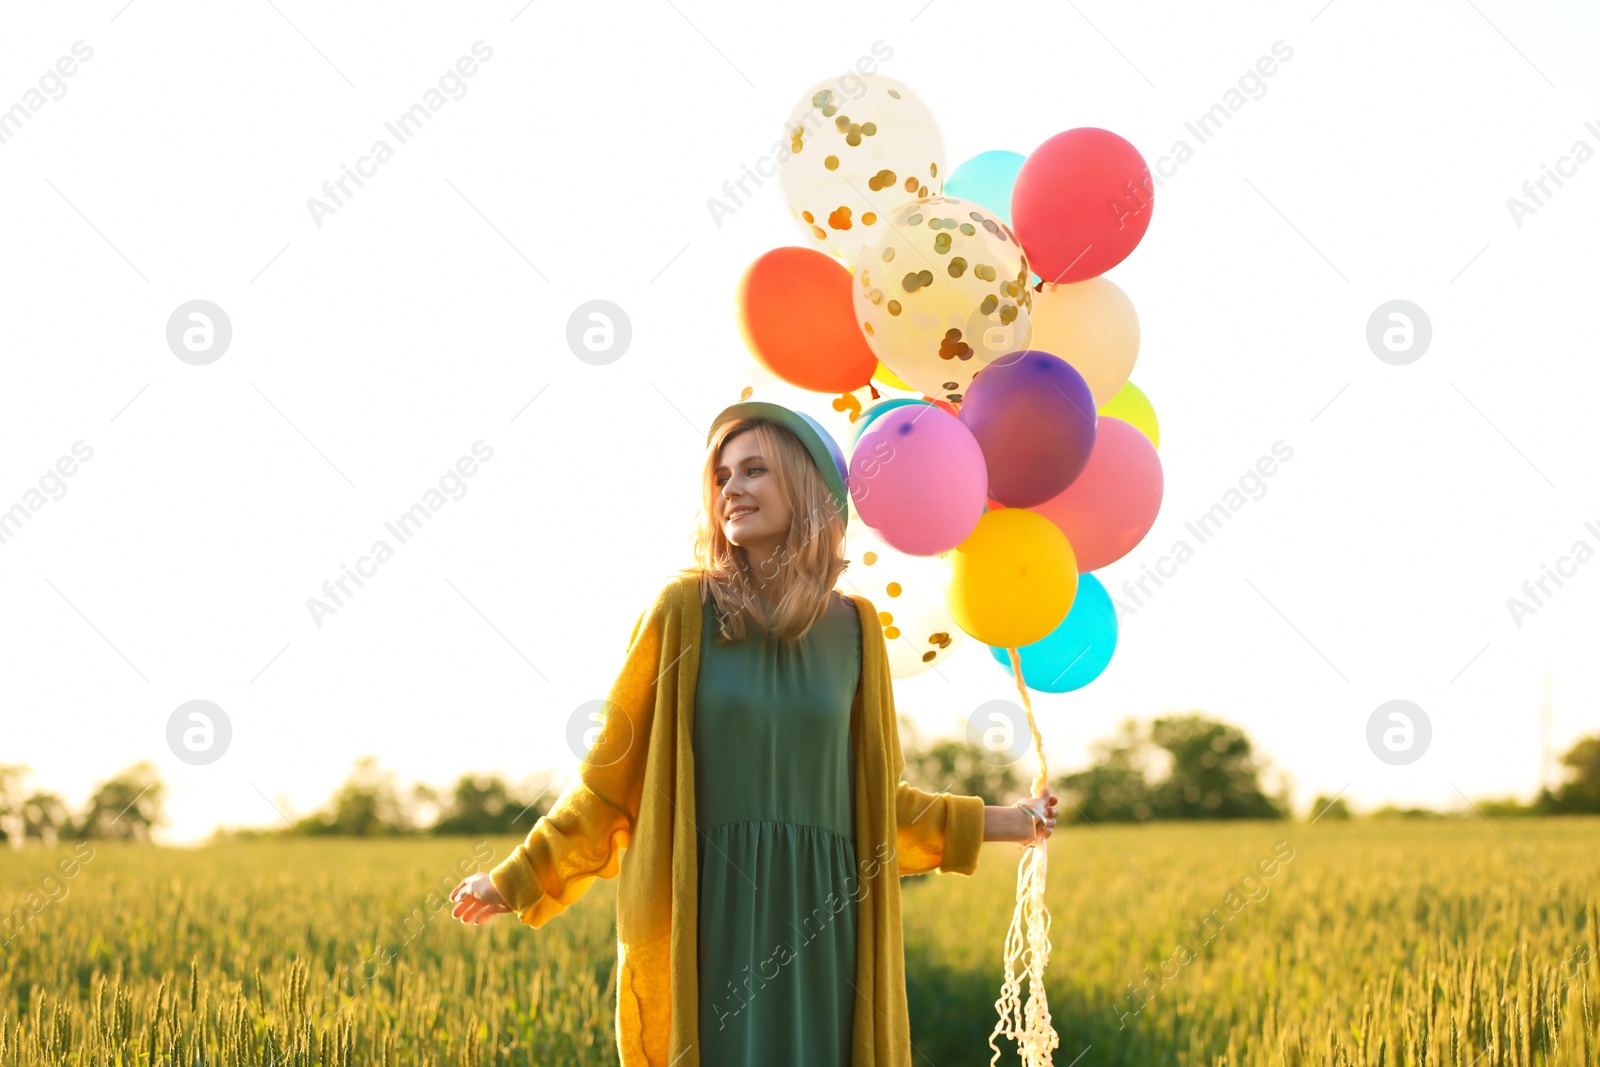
[737,247,879,393]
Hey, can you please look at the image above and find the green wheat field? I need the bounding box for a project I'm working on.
[2,818,1597,1066]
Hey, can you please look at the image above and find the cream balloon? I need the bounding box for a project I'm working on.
[852,195,1034,404]
[842,507,965,678]
[1028,276,1140,407]
[777,76,944,266]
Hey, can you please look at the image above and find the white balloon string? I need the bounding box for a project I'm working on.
[987,646,1060,1067]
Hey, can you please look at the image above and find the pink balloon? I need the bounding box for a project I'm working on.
[850,405,987,556]
[1032,417,1162,571]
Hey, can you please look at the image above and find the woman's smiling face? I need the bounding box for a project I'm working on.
[715,430,793,561]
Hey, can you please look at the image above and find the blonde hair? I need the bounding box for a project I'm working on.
[679,418,850,646]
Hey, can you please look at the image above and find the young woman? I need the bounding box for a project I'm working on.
[449,400,1057,1067]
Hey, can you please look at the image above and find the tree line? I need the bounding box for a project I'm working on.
[0,756,555,847]
[898,712,1600,823]
[0,760,167,846]
[5,718,1598,845]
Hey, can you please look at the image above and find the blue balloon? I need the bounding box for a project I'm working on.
[945,150,1026,228]
[944,151,1045,286]
[988,573,1118,692]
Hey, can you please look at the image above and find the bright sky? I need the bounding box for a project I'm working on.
[2,1,1596,846]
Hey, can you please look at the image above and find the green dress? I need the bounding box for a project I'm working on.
[693,588,863,1066]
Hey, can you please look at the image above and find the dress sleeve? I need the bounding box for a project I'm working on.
[489,583,675,927]
[870,602,987,877]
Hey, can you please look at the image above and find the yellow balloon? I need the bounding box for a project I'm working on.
[1099,381,1160,449]
[872,361,914,392]
[1030,276,1140,407]
[946,508,1077,649]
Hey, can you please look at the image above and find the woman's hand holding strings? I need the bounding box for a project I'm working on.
[983,791,1059,845]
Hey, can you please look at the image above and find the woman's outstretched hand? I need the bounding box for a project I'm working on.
[983,792,1059,844]
[1015,792,1059,845]
[449,873,513,926]
[1024,793,1062,844]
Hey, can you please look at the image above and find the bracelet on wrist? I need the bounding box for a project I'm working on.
[1012,798,1046,844]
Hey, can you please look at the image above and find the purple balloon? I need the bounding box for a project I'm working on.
[960,350,1097,508]
[849,404,988,556]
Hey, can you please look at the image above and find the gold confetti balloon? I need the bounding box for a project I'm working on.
[778,76,944,267]
[842,502,966,679]
[852,195,1034,404]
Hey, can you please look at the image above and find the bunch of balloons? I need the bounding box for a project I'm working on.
[735,74,1163,695]
[733,74,1165,1067]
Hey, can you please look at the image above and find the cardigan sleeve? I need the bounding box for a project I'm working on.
[870,602,987,877]
[893,768,987,876]
[488,582,674,927]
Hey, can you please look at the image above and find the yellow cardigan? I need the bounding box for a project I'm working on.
[489,573,988,1066]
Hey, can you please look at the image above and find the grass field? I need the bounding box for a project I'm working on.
[1,818,1597,1065]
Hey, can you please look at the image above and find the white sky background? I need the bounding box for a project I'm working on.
[2,0,1597,846]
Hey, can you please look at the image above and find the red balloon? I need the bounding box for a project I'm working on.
[1033,417,1162,571]
[737,247,878,392]
[1011,128,1154,284]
